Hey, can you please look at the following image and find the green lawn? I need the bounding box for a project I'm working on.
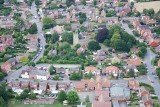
[8,100,81,107]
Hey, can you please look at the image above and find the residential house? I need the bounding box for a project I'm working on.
[155,45,160,53]
[94,90,111,101]
[30,70,50,80]
[30,81,38,90]
[128,79,139,91]
[92,101,112,107]
[105,66,121,77]
[21,70,30,78]
[110,85,130,101]
[0,35,14,46]
[0,44,6,52]
[8,79,20,89]
[58,82,68,91]
[139,87,149,97]
[141,94,153,107]
[39,81,48,91]
[48,81,57,91]
[1,58,17,73]
[75,82,85,92]
[117,53,129,60]
[25,34,38,52]
[52,25,65,34]
[56,67,66,74]
[85,66,97,74]
[21,80,29,89]
[127,55,142,67]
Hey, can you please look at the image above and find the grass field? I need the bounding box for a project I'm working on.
[8,99,92,107]
[135,1,160,13]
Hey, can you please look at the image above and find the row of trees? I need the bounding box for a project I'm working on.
[58,90,79,104]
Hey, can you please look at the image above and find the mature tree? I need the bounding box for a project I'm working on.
[79,12,86,24]
[156,67,160,79]
[0,0,4,5]
[62,32,73,44]
[53,75,60,80]
[49,65,56,75]
[29,92,36,100]
[0,97,5,107]
[20,56,28,63]
[88,41,101,51]
[69,73,81,80]
[58,90,67,102]
[96,28,109,43]
[67,91,79,104]
[111,57,120,64]
[93,0,97,5]
[111,31,121,50]
[51,32,59,43]
[66,0,74,7]
[128,69,135,77]
[85,95,90,103]
[82,0,86,5]
[28,23,37,34]
[58,42,71,51]
[0,72,4,81]
[35,0,40,5]
[28,62,35,67]
[42,17,56,29]
[137,65,147,75]
[103,39,110,46]
[85,71,93,79]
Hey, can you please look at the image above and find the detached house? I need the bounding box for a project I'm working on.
[104,66,121,77]
[1,58,17,73]
[85,66,97,74]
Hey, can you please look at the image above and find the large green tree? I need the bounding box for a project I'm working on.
[88,41,101,51]
[28,23,37,34]
[62,32,73,44]
[67,91,79,104]
[96,28,109,43]
[111,31,121,50]
[42,17,56,29]
[57,91,67,102]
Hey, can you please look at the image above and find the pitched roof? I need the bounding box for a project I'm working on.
[85,66,97,72]
[92,101,112,107]
[106,66,120,71]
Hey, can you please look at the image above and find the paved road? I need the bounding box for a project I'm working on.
[121,21,160,99]
[1,2,46,83]
[30,2,46,62]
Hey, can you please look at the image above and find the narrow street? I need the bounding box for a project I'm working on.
[30,2,46,62]
[2,2,46,83]
[121,21,160,99]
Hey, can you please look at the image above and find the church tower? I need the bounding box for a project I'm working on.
[73,30,79,46]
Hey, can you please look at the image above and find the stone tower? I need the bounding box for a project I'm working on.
[73,31,79,46]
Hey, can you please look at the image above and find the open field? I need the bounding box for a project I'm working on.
[135,1,160,12]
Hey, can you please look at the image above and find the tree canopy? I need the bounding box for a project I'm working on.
[88,41,101,51]
[62,32,73,44]
[96,28,109,43]
[28,23,38,34]
[58,90,67,102]
[42,17,56,29]
[67,91,79,104]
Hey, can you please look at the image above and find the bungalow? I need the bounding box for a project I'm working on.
[105,66,121,77]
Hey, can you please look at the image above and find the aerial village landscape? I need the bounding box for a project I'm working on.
[0,0,160,106]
